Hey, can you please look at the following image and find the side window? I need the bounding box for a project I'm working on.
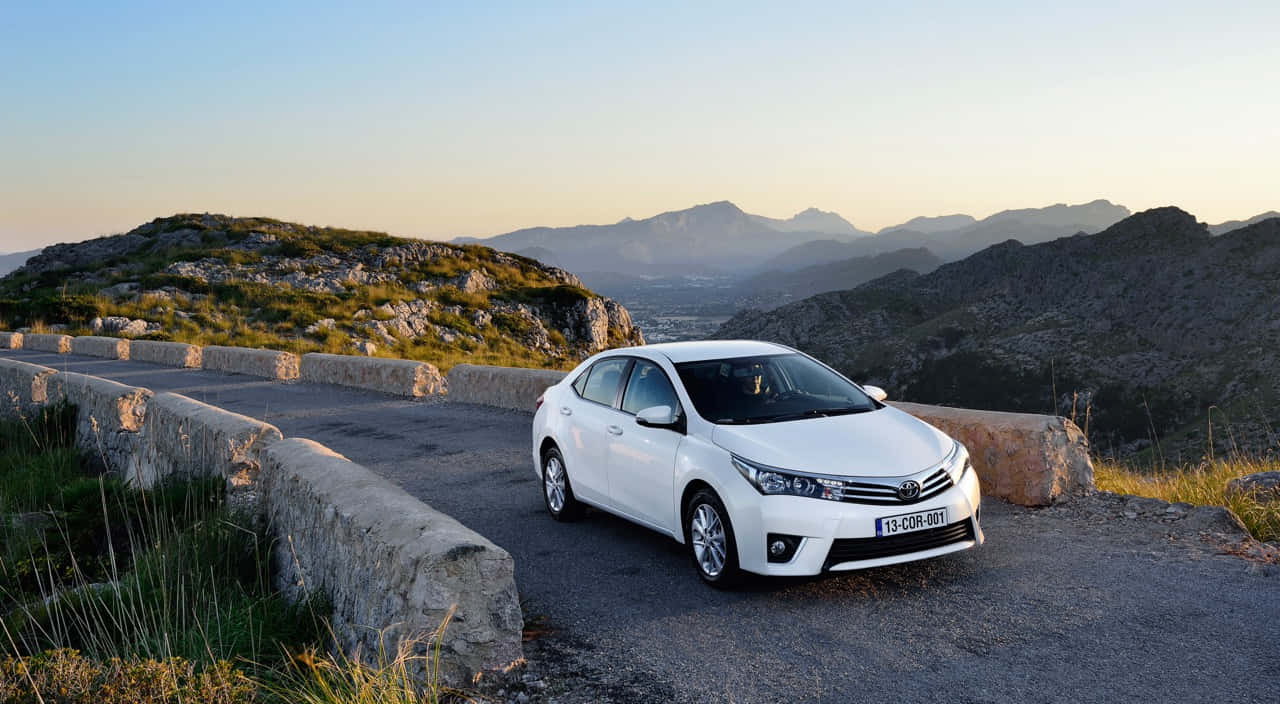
[580,358,630,406]
[621,360,682,415]
[572,370,589,396]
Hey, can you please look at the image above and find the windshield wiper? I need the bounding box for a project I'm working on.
[754,407,873,422]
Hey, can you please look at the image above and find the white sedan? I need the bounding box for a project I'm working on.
[531,340,983,586]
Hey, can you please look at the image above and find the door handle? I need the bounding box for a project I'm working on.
[560,407,573,416]
[607,425,623,436]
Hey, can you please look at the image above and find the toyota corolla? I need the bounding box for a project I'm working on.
[531,340,983,586]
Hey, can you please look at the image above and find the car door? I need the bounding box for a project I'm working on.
[559,356,632,507]
[607,358,685,533]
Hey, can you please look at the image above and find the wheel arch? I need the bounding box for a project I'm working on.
[679,479,717,539]
[539,435,559,462]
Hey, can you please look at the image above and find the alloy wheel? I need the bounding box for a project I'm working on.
[544,455,566,513]
[690,503,727,577]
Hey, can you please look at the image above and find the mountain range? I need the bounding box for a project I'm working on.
[456,199,1144,278]
[715,208,1280,459]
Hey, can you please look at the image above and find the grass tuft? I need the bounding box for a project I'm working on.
[1094,457,1280,542]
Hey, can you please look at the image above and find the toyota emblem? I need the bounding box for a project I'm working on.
[897,480,921,501]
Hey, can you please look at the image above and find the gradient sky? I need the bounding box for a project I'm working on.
[2,1,1277,251]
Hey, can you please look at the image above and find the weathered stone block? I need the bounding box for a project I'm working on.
[0,332,22,349]
[0,358,56,411]
[137,392,282,489]
[891,401,1094,506]
[301,353,446,397]
[24,334,72,353]
[259,438,523,684]
[130,340,202,368]
[202,345,299,380]
[46,372,151,480]
[71,335,130,360]
[447,364,568,411]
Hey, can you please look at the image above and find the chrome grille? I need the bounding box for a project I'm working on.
[830,467,954,506]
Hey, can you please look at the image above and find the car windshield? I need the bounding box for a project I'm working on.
[674,353,879,424]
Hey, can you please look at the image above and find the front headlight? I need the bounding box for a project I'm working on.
[732,456,845,501]
[944,441,972,484]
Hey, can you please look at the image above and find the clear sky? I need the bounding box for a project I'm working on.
[2,1,1277,251]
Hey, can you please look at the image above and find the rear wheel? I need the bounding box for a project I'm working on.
[684,489,741,587]
[542,446,585,521]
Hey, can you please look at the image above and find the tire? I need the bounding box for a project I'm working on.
[541,446,585,521]
[684,488,741,587]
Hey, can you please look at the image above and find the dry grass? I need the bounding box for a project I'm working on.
[1094,457,1280,542]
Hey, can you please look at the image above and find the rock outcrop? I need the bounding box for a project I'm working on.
[3,214,643,370]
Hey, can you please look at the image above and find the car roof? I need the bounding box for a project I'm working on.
[617,340,793,364]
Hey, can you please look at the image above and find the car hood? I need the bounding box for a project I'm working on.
[709,406,953,478]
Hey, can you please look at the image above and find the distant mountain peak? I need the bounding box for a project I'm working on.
[751,206,868,237]
[1100,206,1207,242]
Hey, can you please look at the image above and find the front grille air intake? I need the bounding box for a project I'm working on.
[824,519,974,569]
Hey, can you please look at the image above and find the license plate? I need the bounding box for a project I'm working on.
[876,507,947,537]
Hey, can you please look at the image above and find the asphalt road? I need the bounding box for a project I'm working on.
[5,349,1278,703]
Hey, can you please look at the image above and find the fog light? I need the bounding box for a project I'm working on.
[766,533,802,563]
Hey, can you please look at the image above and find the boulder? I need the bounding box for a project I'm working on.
[453,269,498,293]
[1225,471,1280,503]
[891,401,1094,506]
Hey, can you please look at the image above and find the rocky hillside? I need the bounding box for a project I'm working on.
[735,247,943,310]
[0,214,643,370]
[717,208,1280,460]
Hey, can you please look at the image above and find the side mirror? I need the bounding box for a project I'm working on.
[636,405,681,430]
[862,385,888,402]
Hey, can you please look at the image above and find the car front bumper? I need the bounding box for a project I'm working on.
[728,464,984,576]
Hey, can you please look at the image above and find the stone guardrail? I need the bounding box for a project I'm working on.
[447,363,568,411]
[0,358,522,683]
[301,353,446,397]
[0,358,56,409]
[129,340,202,368]
[23,333,72,354]
[202,345,300,380]
[0,332,21,349]
[138,392,284,495]
[262,438,522,682]
[70,335,131,360]
[891,401,1093,506]
[1,335,1094,506]
[46,371,151,479]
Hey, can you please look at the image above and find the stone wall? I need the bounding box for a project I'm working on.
[70,335,131,360]
[136,392,283,492]
[0,358,56,410]
[202,345,299,380]
[891,401,1093,506]
[301,353,446,397]
[0,360,524,683]
[0,332,21,350]
[261,438,522,682]
[447,364,568,411]
[24,333,72,354]
[129,340,203,368]
[46,371,150,480]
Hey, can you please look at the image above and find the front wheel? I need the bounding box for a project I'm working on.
[542,447,585,521]
[684,489,741,587]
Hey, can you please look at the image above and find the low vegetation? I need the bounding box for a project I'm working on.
[0,213,643,373]
[0,407,458,702]
[1095,456,1280,543]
